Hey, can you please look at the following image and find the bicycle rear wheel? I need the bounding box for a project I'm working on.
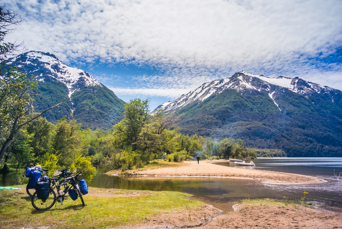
[75,184,85,206]
[26,184,35,197]
[31,189,57,211]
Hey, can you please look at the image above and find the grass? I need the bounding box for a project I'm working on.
[106,159,187,175]
[137,159,187,171]
[0,186,204,228]
[241,197,311,209]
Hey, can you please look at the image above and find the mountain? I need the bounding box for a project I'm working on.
[8,51,125,129]
[157,71,342,157]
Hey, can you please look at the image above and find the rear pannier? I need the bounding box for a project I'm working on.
[28,169,42,188]
[25,167,31,177]
[36,177,49,200]
[79,179,88,195]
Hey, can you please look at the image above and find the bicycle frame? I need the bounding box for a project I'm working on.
[53,174,82,205]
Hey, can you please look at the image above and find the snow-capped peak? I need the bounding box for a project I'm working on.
[157,71,335,113]
[9,51,102,98]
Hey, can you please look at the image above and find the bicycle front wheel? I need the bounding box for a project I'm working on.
[31,189,57,211]
[75,184,85,206]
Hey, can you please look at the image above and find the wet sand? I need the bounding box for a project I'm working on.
[203,204,342,229]
[119,160,324,184]
[117,202,342,229]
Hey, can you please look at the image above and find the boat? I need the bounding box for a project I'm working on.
[235,161,255,166]
[229,159,243,162]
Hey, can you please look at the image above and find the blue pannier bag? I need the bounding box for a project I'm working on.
[68,189,78,200]
[36,177,49,200]
[25,167,31,177]
[79,179,88,195]
[28,169,42,189]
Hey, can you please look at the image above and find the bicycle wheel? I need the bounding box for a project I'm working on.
[31,189,57,211]
[26,184,35,197]
[75,184,85,206]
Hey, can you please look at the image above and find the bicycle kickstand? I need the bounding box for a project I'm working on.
[58,196,64,205]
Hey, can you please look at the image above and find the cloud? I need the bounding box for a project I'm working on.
[109,87,190,98]
[3,0,342,92]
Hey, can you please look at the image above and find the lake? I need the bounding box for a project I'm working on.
[1,157,342,213]
[90,157,342,213]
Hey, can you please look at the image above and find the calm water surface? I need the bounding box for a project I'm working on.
[1,158,341,213]
[90,157,342,213]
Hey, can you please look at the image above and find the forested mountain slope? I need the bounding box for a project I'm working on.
[157,72,342,157]
[8,51,125,129]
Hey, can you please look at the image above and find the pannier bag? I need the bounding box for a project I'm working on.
[68,189,78,201]
[28,169,42,189]
[79,179,88,195]
[25,167,31,177]
[36,177,49,200]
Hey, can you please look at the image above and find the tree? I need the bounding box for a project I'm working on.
[0,7,21,61]
[8,130,34,170]
[0,67,65,162]
[26,117,54,160]
[0,6,66,163]
[113,99,149,150]
[52,119,80,167]
[217,138,234,159]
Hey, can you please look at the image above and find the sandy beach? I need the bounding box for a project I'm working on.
[118,201,342,229]
[119,160,324,184]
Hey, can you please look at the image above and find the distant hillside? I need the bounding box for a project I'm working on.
[157,71,342,157]
[8,51,125,129]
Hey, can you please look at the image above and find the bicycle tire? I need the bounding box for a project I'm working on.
[31,188,57,211]
[75,184,85,206]
[26,184,35,197]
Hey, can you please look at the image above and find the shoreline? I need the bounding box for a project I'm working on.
[119,174,328,185]
[109,160,324,184]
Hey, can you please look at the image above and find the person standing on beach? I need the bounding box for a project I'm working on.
[196,156,200,164]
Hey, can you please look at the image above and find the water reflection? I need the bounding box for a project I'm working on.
[90,158,342,213]
[2,158,341,213]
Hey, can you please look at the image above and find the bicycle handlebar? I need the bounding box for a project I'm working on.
[65,173,82,181]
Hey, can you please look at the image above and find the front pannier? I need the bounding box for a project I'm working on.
[79,179,88,195]
[68,189,78,200]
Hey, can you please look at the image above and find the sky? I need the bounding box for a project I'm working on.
[3,0,342,110]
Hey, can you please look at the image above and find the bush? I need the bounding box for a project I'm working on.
[200,153,207,160]
[70,155,97,182]
[174,153,180,162]
[185,155,193,161]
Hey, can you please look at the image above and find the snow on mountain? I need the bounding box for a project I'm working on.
[157,71,335,113]
[8,51,102,98]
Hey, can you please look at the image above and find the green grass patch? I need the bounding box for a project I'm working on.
[0,187,204,228]
[241,198,307,209]
[106,159,187,175]
[137,159,187,171]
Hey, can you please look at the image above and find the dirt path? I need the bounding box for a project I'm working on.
[118,160,323,184]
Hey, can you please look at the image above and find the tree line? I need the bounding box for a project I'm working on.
[2,98,257,181]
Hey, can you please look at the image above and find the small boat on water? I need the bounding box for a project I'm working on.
[229,159,243,162]
[235,161,255,166]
